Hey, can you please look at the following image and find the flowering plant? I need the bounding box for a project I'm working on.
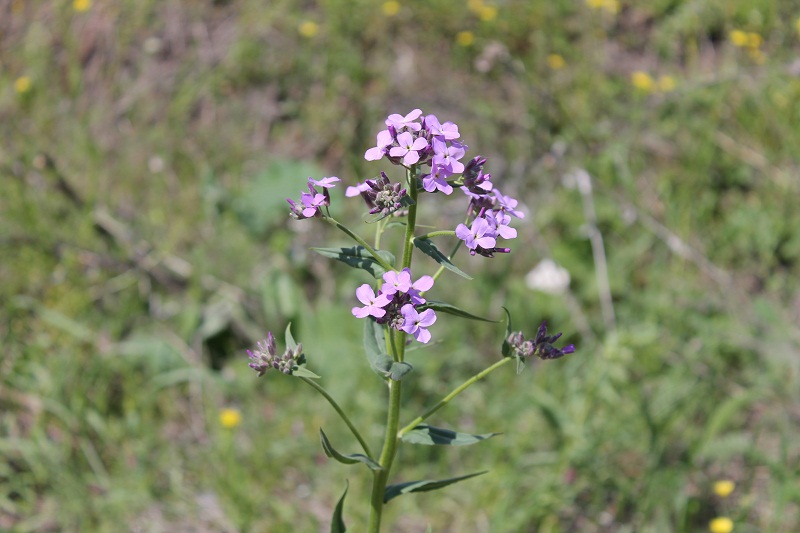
[248,109,575,532]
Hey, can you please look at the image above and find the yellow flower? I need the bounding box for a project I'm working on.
[631,71,654,92]
[14,76,31,94]
[713,480,735,498]
[709,517,734,533]
[547,54,566,70]
[746,32,762,49]
[603,0,619,14]
[658,75,676,92]
[586,0,605,8]
[73,0,91,11]
[298,21,319,38]
[468,0,484,13]
[456,31,475,47]
[219,408,242,429]
[382,1,400,16]
[479,5,497,21]
[729,30,748,47]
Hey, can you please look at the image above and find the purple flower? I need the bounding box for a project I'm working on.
[381,269,413,296]
[492,188,525,219]
[432,138,466,174]
[400,304,437,343]
[365,129,394,161]
[390,131,428,166]
[386,109,423,132]
[407,273,433,305]
[300,192,326,217]
[424,115,460,140]
[422,164,454,195]
[345,181,371,197]
[308,176,341,189]
[351,284,392,319]
[487,210,517,240]
[456,217,497,250]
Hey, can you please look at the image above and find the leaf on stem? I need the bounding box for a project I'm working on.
[383,471,488,503]
[312,246,395,279]
[400,425,501,446]
[418,301,497,323]
[320,429,382,471]
[363,319,414,381]
[330,480,348,533]
[292,366,321,379]
[413,239,472,280]
[285,322,299,352]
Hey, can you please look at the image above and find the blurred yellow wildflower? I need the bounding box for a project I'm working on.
[709,517,734,533]
[478,5,497,21]
[382,1,400,16]
[657,75,676,92]
[14,76,31,94]
[586,0,619,14]
[746,32,762,49]
[298,21,319,38]
[73,0,91,11]
[547,54,566,70]
[631,71,654,92]
[456,31,475,47]
[219,408,242,429]
[713,480,735,498]
[468,0,484,13]
[729,30,748,47]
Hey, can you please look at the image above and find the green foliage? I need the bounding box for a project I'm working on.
[320,430,381,471]
[2,0,800,531]
[383,471,488,503]
[400,425,501,446]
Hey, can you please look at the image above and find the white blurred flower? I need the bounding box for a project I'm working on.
[525,259,570,294]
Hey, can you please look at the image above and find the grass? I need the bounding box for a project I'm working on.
[2,0,800,531]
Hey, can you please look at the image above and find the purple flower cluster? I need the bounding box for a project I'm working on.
[287,176,341,219]
[363,109,466,196]
[506,321,575,361]
[247,332,304,376]
[351,268,437,343]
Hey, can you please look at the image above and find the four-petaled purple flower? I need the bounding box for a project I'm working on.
[386,109,423,132]
[308,176,341,188]
[300,192,326,217]
[456,217,497,251]
[390,131,428,166]
[365,129,394,161]
[492,188,525,219]
[352,284,392,318]
[432,138,466,174]
[422,165,454,195]
[400,304,437,344]
[425,115,460,140]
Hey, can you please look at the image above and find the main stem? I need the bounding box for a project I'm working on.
[367,167,418,533]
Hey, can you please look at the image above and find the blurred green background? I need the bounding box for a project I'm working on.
[2,0,800,531]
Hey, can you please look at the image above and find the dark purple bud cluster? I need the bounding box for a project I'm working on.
[506,321,575,361]
[365,172,408,216]
[247,332,304,376]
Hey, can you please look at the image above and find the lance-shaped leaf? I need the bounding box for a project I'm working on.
[330,481,348,533]
[413,239,472,280]
[312,246,395,279]
[400,425,501,446]
[320,429,382,471]
[292,366,321,379]
[418,301,497,323]
[362,319,414,381]
[384,471,487,503]
[285,322,299,352]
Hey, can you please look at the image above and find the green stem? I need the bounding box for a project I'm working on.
[299,377,373,458]
[416,230,456,240]
[400,167,419,269]
[324,216,394,272]
[397,357,513,438]
[367,379,403,533]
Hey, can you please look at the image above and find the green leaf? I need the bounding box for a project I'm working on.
[320,429,382,471]
[501,307,513,357]
[292,366,320,379]
[285,322,298,352]
[384,471,487,503]
[401,425,501,446]
[413,239,472,280]
[362,319,414,380]
[330,481,348,533]
[418,301,497,322]
[312,246,395,279]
